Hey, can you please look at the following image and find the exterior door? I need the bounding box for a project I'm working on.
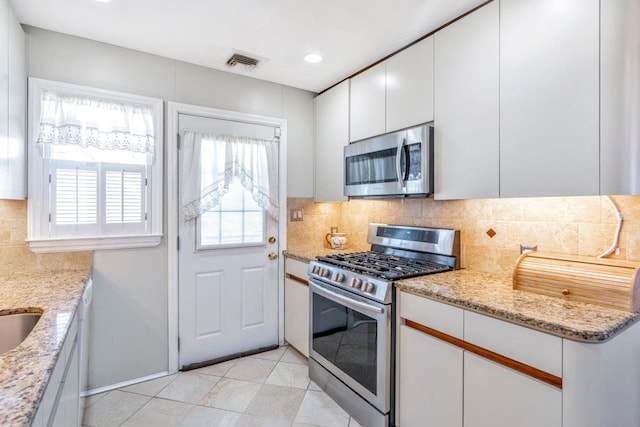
[178,113,280,369]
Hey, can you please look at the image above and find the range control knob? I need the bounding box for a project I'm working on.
[350,278,362,289]
[311,265,320,275]
[321,268,330,278]
[334,272,345,282]
[365,283,375,293]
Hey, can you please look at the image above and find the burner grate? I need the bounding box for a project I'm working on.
[318,251,451,280]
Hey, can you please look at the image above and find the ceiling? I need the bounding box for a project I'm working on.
[9,0,487,93]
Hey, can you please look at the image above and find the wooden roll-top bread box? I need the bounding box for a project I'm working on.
[513,252,640,313]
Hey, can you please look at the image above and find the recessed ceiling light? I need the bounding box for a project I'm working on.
[95,0,112,3]
[304,53,323,64]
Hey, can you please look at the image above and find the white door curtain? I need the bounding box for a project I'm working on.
[181,131,279,221]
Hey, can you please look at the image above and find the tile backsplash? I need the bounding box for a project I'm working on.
[287,195,640,274]
[0,200,92,274]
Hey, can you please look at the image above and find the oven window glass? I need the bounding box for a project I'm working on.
[311,292,378,395]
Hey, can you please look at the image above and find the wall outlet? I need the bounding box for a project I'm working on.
[290,208,303,221]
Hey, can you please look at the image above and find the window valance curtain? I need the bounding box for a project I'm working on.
[36,91,156,155]
[181,131,279,221]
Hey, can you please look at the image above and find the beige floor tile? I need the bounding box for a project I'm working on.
[249,346,287,361]
[308,381,322,391]
[349,416,363,427]
[120,398,193,427]
[235,414,292,427]
[294,390,350,427]
[157,372,221,404]
[225,357,278,383]
[120,374,178,397]
[84,392,106,407]
[280,347,308,365]
[192,359,236,377]
[266,361,310,389]
[200,378,262,412]
[83,390,150,427]
[244,384,306,420]
[178,405,241,427]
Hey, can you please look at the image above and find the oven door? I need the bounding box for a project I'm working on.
[309,278,391,413]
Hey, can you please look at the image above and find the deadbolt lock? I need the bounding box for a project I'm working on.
[268,236,276,244]
[268,252,278,260]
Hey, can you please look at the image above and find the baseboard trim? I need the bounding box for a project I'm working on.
[84,370,170,396]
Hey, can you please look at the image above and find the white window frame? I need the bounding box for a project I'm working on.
[27,78,163,253]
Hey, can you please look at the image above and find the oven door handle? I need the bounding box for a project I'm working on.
[311,280,384,315]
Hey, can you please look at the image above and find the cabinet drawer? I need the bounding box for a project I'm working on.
[464,310,562,377]
[399,291,464,340]
[285,258,309,279]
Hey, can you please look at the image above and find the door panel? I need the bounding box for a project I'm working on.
[242,267,265,328]
[178,113,279,368]
[194,271,223,337]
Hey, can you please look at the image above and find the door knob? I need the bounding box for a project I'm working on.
[268,252,278,260]
[268,236,276,244]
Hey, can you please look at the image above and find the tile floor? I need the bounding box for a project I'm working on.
[82,346,363,427]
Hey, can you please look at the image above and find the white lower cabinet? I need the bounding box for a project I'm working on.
[397,290,640,427]
[398,324,462,427]
[32,313,80,427]
[464,352,561,427]
[284,258,309,357]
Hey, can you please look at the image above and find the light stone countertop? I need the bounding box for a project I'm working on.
[0,268,92,426]
[283,249,639,343]
[396,269,639,342]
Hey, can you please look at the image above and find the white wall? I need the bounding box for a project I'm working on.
[25,26,315,389]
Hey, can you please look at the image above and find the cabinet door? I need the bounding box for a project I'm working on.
[464,352,561,427]
[314,80,348,202]
[4,4,25,199]
[386,37,434,133]
[349,62,385,142]
[284,277,309,357]
[397,324,463,427]
[434,1,499,200]
[53,339,79,427]
[499,0,600,197]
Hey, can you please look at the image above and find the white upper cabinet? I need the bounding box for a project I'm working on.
[314,80,349,202]
[350,37,434,142]
[600,0,640,195]
[434,1,499,200]
[499,0,600,197]
[349,62,385,142]
[0,0,25,200]
[386,37,434,133]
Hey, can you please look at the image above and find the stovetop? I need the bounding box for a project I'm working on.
[316,251,452,280]
[308,224,460,304]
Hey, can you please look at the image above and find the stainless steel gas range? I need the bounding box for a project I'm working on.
[307,223,460,427]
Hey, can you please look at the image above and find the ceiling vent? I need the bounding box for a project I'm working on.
[226,53,260,70]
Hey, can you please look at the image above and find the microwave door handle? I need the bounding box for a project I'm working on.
[396,137,406,187]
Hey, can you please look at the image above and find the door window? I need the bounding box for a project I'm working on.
[196,179,266,249]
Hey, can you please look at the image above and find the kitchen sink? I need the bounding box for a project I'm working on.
[0,312,41,354]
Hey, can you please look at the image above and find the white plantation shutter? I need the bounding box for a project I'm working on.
[49,162,148,236]
[52,163,98,229]
[104,166,146,231]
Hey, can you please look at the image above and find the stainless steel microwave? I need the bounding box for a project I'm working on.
[344,124,433,198]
